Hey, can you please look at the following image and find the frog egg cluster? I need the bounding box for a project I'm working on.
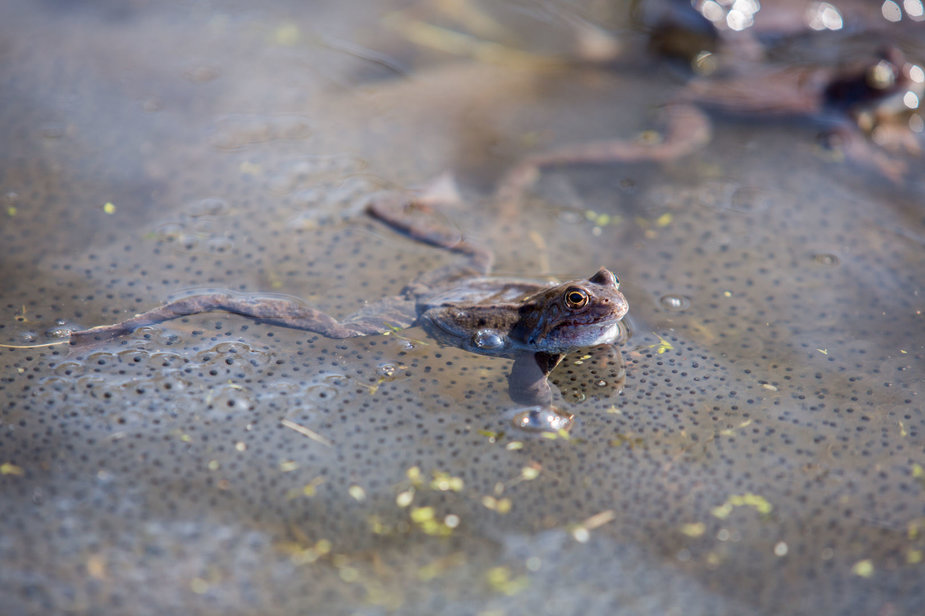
[4,158,922,614]
[1,5,924,614]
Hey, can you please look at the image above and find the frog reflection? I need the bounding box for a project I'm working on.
[499,45,924,204]
[68,191,629,430]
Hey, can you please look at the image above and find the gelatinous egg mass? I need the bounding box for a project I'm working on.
[1,3,923,616]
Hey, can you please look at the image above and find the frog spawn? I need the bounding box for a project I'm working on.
[1,4,925,616]
[5,156,922,615]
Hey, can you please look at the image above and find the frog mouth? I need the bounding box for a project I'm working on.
[555,318,621,336]
[539,316,624,351]
[559,305,627,330]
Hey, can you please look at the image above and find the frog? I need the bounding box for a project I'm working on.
[639,0,903,65]
[497,44,924,206]
[65,189,629,429]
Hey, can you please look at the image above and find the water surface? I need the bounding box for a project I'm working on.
[1,2,924,615]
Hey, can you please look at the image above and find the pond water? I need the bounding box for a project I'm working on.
[1,1,923,615]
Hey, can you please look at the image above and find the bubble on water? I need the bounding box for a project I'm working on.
[812,253,839,266]
[395,339,417,351]
[511,406,574,432]
[659,294,691,311]
[472,329,505,351]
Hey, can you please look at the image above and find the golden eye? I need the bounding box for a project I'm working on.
[564,287,589,309]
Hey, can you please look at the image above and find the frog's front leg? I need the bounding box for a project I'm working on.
[507,351,575,432]
[507,351,563,407]
[496,103,710,211]
[68,293,417,346]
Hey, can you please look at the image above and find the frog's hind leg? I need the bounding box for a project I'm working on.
[68,292,417,346]
[495,103,710,212]
[366,190,493,280]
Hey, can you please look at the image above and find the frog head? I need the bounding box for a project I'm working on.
[522,268,629,353]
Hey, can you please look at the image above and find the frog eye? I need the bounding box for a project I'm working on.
[564,287,589,309]
[589,268,619,288]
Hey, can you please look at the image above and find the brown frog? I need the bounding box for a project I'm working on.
[65,190,629,429]
[498,45,924,204]
[640,0,902,63]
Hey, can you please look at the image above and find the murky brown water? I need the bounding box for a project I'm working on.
[2,2,924,615]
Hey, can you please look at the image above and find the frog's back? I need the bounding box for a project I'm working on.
[412,276,557,357]
[417,277,555,311]
[415,268,628,357]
